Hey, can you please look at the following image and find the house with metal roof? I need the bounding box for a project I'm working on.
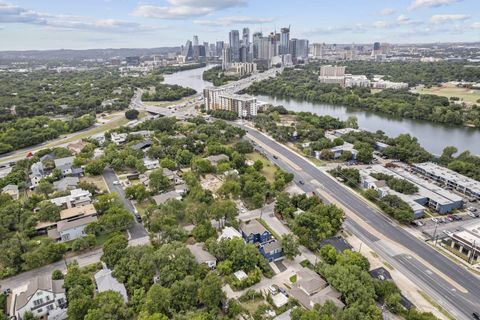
[187,243,217,269]
[240,220,271,244]
[53,177,79,192]
[94,265,128,303]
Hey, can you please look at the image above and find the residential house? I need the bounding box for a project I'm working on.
[60,203,97,221]
[14,276,67,320]
[67,141,88,155]
[240,220,271,244]
[129,130,153,138]
[111,132,127,145]
[175,183,187,194]
[259,240,284,262]
[54,156,75,176]
[319,236,353,253]
[143,158,160,170]
[40,154,56,163]
[2,184,19,200]
[94,265,128,303]
[91,133,106,145]
[29,161,45,188]
[53,177,79,192]
[132,139,152,151]
[219,226,242,240]
[205,154,229,166]
[50,189,92,208]
[289,267,345,310]
[187,243,217,269]
[233,270,248,281]
[152,191,182,205]
[48,216,98,242]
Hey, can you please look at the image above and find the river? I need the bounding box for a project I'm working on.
[163,65,480,155]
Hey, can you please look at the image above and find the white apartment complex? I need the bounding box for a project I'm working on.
[203,87,258,117]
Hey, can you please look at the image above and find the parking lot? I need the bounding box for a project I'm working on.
[416,209,479,239]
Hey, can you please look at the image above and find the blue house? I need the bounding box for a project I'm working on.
[259,240,284,262]
[240,220,271,244]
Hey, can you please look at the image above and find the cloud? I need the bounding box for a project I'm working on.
[131,0,246,20]
[0,1,163,33]
[396,14,418,25]
[430,14,470,24]
[379,8,396,16]
[408,0,462,10]
[472,22,480,29]
[304,24,367,35]
[194,16,274,27]
[373,20,391,28]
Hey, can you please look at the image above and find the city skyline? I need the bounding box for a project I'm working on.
[0,0,479,50]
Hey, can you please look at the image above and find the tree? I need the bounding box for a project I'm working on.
[125,109,140,120]
[198,272,224,311]
[253,160,263,171]
[234,140,254,154]
[149,169,171,193]
[320,149,334,160]
[125,184,149,201]
[36,180,53,196]
[192,222,217,242]
[101,233,128,268]
[37,201,61,221]
[160,158,177,170]
[85,159,106,176]
[142,284,172,316]
[84,291,129,320]
[52,269,64,280]
[281,234,300,260]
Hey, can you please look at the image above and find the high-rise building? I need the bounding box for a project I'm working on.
[229,30,240,62]
[221,47,231,70]
[193,35,199,46]
[252,32,262,59]
[239,46,248,63]
[242,27,250,46]
[125,56,140,66]
[183,40,193,59]
[280,27,290,55]
[296,39,309,59]
[215,41,224,57]
[209,43,216,58]
[289,38,298,61]
[312,43,325,58]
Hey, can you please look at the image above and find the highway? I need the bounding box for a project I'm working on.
[238,123,480,320]
[102,167,149,240]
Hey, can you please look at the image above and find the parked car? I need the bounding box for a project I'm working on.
[443,230,453,236]
[431,218,439,223]
[446,216,454,222]
[439,217,446,223]
[452,214,462,221]
[268,285,279,295]
[472,312,480,320]
[467,211,477,218]
[113,180,120,185]
[468,207,478,212]
[414,221,424,227]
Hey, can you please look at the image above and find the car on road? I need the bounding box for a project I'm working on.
[273,155,278,159]
[414,221,424,227]
[113,180,120,185]
[299,180,305,185]
[268,284,279,295]
[473,312,480,320]
[443,230,453,236]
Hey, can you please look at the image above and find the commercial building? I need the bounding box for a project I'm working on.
[229,30,240,62]
[279,27,290,55]
[372,79,408,90]
[203,86,226,110]
[218,93,258,117]
[345,75,371,88]
[411,162,480,201]
[360,165,464,216]
[318,65,346,85]
[225,62,257,75]
[449,220,480,263]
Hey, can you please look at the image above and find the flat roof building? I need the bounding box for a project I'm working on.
[412,162,480,200]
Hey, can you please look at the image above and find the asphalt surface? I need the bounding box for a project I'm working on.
[102,167,149,240]
[238,124,480,320]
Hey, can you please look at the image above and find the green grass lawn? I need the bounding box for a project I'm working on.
[246,152,276,183]
[417,85,480,105]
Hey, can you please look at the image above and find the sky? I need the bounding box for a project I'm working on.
[0,0,479,50]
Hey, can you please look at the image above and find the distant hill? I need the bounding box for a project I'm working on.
[0,47,181,64]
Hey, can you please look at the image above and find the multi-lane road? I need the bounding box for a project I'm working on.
[237,123,480,320]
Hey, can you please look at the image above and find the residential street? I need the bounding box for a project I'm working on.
[102,167,149,241]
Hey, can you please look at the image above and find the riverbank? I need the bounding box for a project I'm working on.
[160,65,480,155]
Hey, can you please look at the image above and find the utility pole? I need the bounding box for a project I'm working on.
[432,221,439,246]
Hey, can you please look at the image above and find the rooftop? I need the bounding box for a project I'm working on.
[15,277,64,311]
[187,243,216,264]
[95,266,128,303]
[60,203,97,220]
[241,219,268,236]
[152,190,181,205]
[54,156,75,168]
[56,215,97,232]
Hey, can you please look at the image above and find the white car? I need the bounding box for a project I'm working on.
[113,180,121,185]
[431,218,439,223]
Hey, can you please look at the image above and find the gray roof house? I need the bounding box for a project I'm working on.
[205,154,229,165]
[152,191,182,205]
[48,216,97,242]
[2,184,19,200]
[14,276,66,320]
[54,156,75,168]
[94,265,128,303]
[187,243,217,269]
[53,177,80,191]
